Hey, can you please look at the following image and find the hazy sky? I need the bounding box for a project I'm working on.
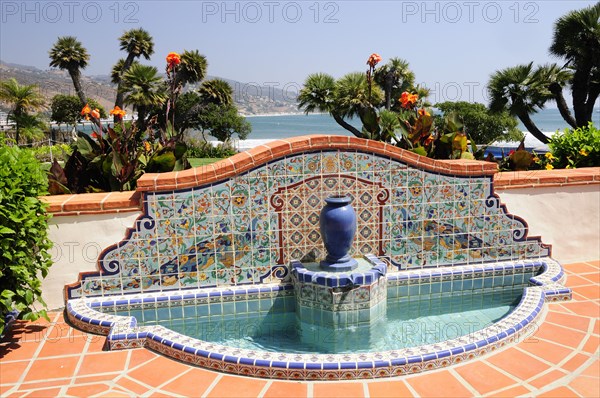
[1,0,596,104]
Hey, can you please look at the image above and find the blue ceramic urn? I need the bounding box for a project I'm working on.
[319,195,358,271]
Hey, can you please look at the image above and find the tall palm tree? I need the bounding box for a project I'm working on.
[48,36,89,107]
[298,73,364,137]
[198,79,233,106]
[550,2,600,127]
[335,72,383,119]
[488,63,553,143]
[120,64,167,132]
[114,28,154,112]
[175,50,208,86]
[374,58,415,110]
[536,64,577,128]
[0,78,45,143]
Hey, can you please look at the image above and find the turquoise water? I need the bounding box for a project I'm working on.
[111,286,522,354]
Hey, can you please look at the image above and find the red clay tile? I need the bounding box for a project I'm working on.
[263,381,308,398]
[562,353,591,372]
[114,375,152,395]
[564,262,599,274]
[569,375,600,398]
[127,348,157,369]
[566,275,595,288]
[206,375,267,398]
[0,360,29,384]
[407,370,472,397]
[159,368,217,397]
[0,342,41,361]
[485,348,550,380]
[536,386,579,397]
[23,356,80,381]
[313,381,365,398]
[544,311,592,333]
[575,285,600,300]
[126,356,190,387]
[517,339,573,364]
[38,336,87,358]
[486,385,532,397]
[533,322,588,348]
[66,382,112,397]
[367,379,414,397]
[454,361,518,395]
[581,359,599,378]
[529,369,569,389]
[77,351,129,375]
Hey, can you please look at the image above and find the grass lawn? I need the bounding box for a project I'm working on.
[188,158,223,167]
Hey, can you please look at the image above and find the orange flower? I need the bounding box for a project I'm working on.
[110,106,126,120]
[143,141,151,152]
[367,53,382,68]
[399,92,419,109]
[418,108,430,117]
[81,104,91,116]
[166,52,181,68]
[91,108,100,119]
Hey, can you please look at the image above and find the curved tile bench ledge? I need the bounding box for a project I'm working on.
[65,257,570,380]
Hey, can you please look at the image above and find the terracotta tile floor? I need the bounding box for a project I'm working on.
[1,261,598,397]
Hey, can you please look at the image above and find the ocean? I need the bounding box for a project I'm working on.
[236,108,600,152]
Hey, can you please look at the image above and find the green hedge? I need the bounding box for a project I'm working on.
[0,139,53,336]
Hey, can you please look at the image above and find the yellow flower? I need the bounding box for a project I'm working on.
[532,156,539,162]
[545,164,554,170]
[544,152,555,160]
[579,148,589,156]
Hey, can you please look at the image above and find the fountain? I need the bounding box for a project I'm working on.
[291,195,388,349]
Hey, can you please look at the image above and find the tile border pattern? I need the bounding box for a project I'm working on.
[65,258,571,380]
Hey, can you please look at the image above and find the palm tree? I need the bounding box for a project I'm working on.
[488,63,553,143]
[298,73,363,137]
[0,78,45,143]
[120,64,167,132]
[550,2,600,126]
[114,28,154,112]
[374,58,415,110]
[536,64,577,128]
[48,36,90,107]
[175,50,208,86]
[198,79,233,106]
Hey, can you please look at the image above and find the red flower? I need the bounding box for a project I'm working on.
[399,92,419,109]
[166,52,181,68]
[110,106,126,120]
[367,53,382,68]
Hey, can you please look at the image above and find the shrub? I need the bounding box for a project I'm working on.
[24,144,72,163]
[186,138,237,158]
[0,138,53,336]
[549,123,600,168]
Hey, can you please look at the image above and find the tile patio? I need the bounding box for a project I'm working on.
[1,260,598,397]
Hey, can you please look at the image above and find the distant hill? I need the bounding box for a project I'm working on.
[0,61,299,116]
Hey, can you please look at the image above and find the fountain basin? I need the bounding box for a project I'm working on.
[66,258,571,380]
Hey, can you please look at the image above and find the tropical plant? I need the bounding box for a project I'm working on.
[48,36,90,106]
[0,137,53,336]
[434,101,523,144]
[174,49,208,87]
[0,78,45,144]
[488,63,553,143]
[548,123,600,168]
[550,2,600,127]
[113,28,155,114]
[374,57,416,110]
[120,64,167,132]
[198,79,234,106]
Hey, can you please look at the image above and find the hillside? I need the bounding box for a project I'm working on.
[0,61,299,116]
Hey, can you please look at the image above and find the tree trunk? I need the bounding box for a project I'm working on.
[584,81,600,124]
[136,106,147,133]
[385,73,393,110]
[114,54,136,121]
[518,112,549,144]
[69,68,87,108]
[549,83,577,128]
[332,113,365,138]
[572,66,592,127]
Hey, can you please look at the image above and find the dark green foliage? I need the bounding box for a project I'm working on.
[196,103,251,142]
[0,138,52,336]
[549,123,600,168]
[435,102,523,144]
[50,95,106,126]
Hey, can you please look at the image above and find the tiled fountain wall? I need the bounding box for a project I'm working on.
[65,135,550,300]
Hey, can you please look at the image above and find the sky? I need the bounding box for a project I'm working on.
[1,0,597,104]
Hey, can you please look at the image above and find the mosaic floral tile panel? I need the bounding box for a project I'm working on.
[66,150,550,299]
